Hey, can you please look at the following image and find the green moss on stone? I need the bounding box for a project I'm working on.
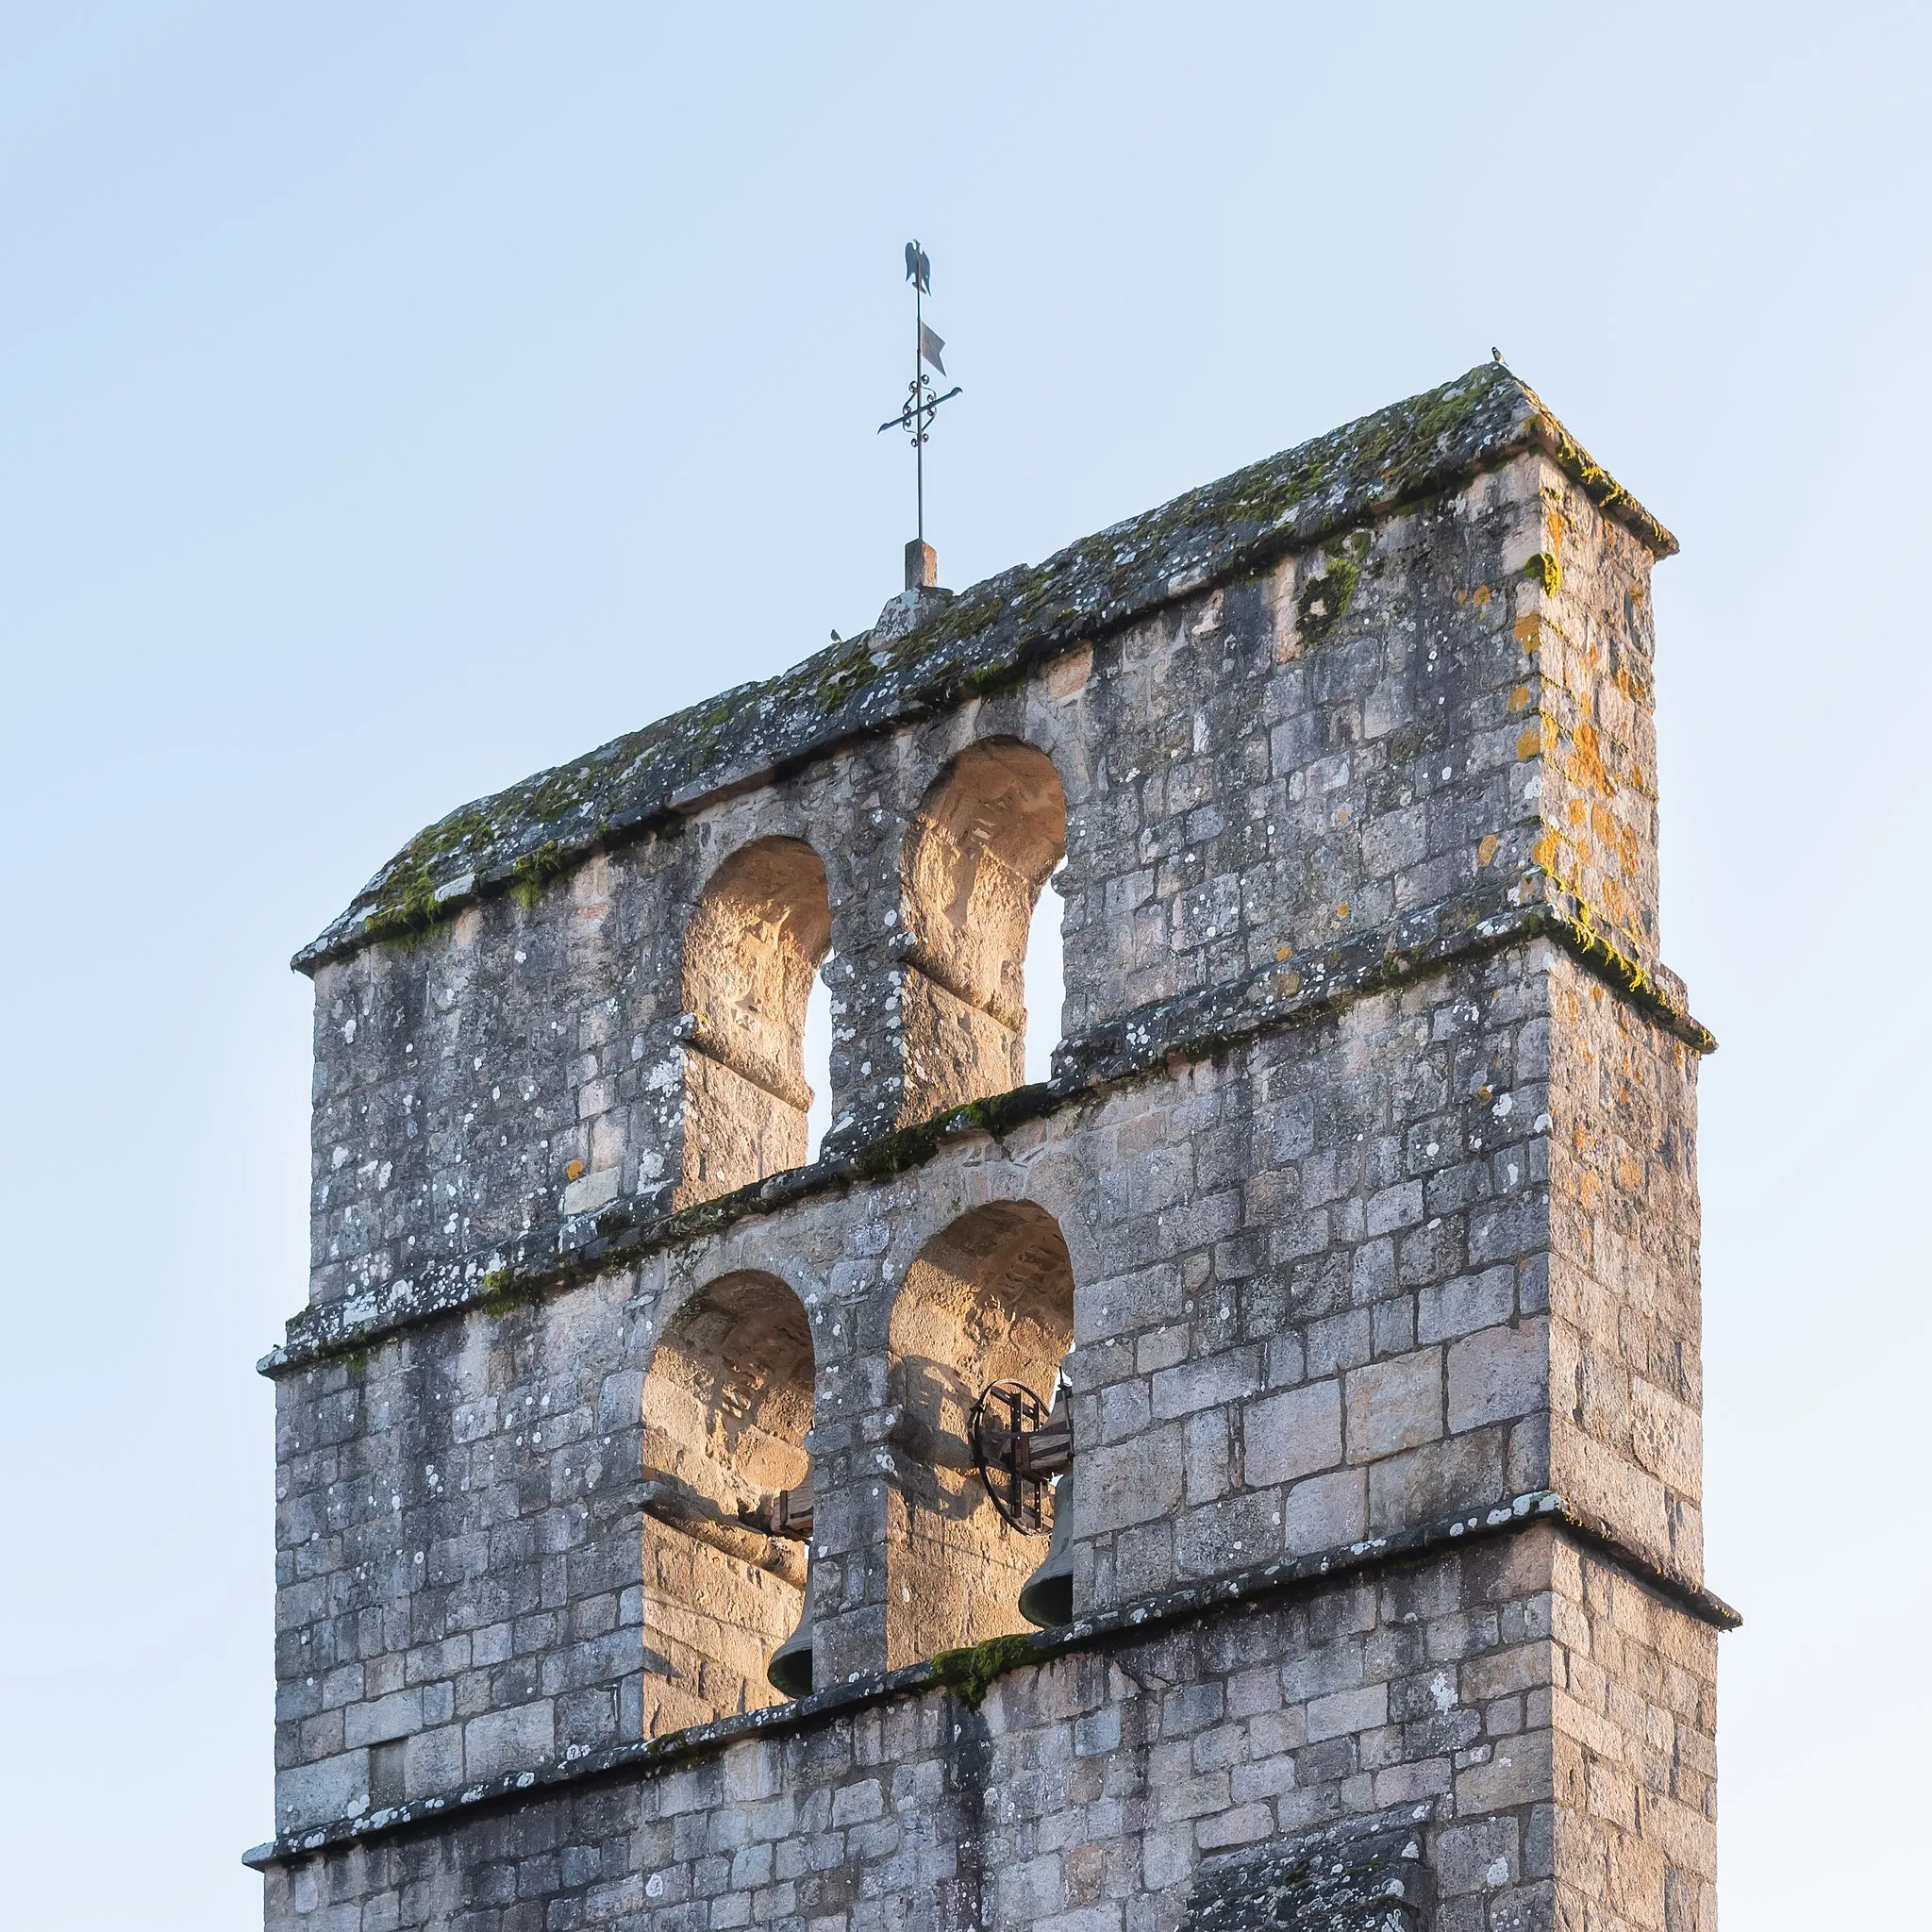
[850,1086,1050,1182]
[356,796,503,946]
[510,841,571,910]
[814,643,887,708]
[1296,550,1361,639]
[360,867,441,947]
[928,1631,1041,1710]
[954,652,1039,703]
[1521,553,1562,595]
[478,1270,540,1320]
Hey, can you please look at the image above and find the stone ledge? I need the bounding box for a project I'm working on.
[262,887,1712,1378]
[241,1489,1737,1873]
[1055,882,1714,1093]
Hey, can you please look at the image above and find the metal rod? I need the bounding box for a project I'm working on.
[914,274,924,547]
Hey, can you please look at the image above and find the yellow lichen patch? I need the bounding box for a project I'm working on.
[1507,686,1531,713]
[1567,798,1587,825]
[1334,902,1350,920]
[1473,584,1491,606]
[1531,831,1562,874]
[1275,944,1293,961]
[1566,720,1613,796]
[1615,1152,1642,1192]
[1515,614,1542,654]
[1517,725,1543,760]
[566,1158,586,1182]
[1476,834,1500,868]
[1595,876,1640,933]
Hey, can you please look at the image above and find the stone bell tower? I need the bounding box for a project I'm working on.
[249,360,1730,1932]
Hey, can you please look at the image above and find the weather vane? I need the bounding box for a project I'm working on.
[877,239,962,575]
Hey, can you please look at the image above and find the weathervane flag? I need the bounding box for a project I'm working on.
[879,238,961,556]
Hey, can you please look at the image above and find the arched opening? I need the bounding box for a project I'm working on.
[679,837,831,1207]
[802,954,835,1162]
[899,739,1066,1124]
[885,1201,1074,1668]
[639,1271,814,1734]
[1024,860,1067,1086]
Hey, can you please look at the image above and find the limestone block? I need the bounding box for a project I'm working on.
[1243,1379,1342,1489]
[897,965,1024,1125]
[1345,1351,1444,1461]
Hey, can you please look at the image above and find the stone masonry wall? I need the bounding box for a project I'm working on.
[302,449,1657,1321]
[1547,957,1706,1587]
[259,369,1725,1930]
[260,1524,1716,1932]
[1552,1540,1720,1932]
[302,655,1099,1308]
[1054,452,1660,1040]
[273,1268,641,1827]
[272,940,1706,1840]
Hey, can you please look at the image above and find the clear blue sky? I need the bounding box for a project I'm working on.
[4,6,1925,1925]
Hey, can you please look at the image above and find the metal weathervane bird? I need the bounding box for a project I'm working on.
[879,238,961,555]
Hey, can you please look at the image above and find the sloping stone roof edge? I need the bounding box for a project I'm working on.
[293,361,1674,974]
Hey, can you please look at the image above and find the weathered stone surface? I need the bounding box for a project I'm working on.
[253,1523,1724,1929]
[255,368,1726,1932]
[1184,1810,1434,1929]
[291,360,1672,974]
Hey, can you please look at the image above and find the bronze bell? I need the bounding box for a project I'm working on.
[766,1552,815,1698]
[1017,1474,1074,1628]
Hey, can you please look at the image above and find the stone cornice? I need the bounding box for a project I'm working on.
[242,1489,1737,1874]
